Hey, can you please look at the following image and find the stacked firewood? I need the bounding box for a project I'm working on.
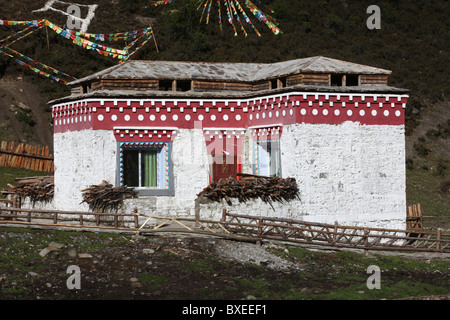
[196,173,300,209]
[81,181,138,213]
[3,176,54,205]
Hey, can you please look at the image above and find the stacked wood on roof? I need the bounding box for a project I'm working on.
[81,181,138,213]
[2,176,54,206]
[196,173,300,209]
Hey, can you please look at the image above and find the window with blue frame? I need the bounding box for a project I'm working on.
[118,142,174,196]
[253,140,281,177]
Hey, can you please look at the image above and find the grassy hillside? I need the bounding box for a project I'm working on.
[0,0,448,227]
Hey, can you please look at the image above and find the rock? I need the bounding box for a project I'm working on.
[39,247,57,257]
[143,248,155,254]
[28,272,39,277]
[67,248,77,258]
[130,277,138,282]
[78,253,93,259]
[48,242,64,249]
[18,102,32,113]
[246,295,256,300]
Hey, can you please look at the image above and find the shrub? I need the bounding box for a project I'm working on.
[414,142,431,158]
[15,110,35,126]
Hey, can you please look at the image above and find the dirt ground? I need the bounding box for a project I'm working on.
[0,225,449,304]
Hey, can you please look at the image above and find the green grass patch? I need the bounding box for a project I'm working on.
[406,167,450,229]
[138,273,167,289]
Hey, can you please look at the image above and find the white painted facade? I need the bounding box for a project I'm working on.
[200,122,406,229]
[49,121,405,230]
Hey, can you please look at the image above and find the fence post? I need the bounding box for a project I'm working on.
[364,228,370,256]
[437,228,442,251]
[333,220,338,244]
[257,217,263,246]
[134,208,139,229]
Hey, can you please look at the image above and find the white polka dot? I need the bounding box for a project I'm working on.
[63,119,66,125]
[223,114,229,121]
[360,110,365,116]
[269,111,272,118]
[236,114,241,121]
[124,115,131,121]
[211,115,216,121]
[301,109,307,115]
[161,115,166,121]
[384,110,390,117]
[334,109,340,116]
[347,110,353,116]
[395,110,401,117]
[172,114,178,121]
[262,112,266,119]
[185,114,191,121]
[276,111,279,117]
[256,113,259,119]
[372,110,377,116]
[312,109,318,115]
[250,114,253,120]
[198,115,204,121]
[138,115,144,121]
[150,115,156,121]
[111,115,118,121]
[289,109,293,116]
[322,109,329,116]
[88,115,91,122]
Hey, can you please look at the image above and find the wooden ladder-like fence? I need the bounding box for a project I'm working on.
[221,211,449,253]
[0,141,54,173]
[0,206,448,253]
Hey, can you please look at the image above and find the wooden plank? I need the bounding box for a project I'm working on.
[0,141,6,166]
[360,74,388,85]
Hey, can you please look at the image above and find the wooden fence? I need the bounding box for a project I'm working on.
[0,206,448,253]
[221,211,450,253]
[0,141,54,173]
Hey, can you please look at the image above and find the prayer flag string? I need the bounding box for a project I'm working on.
[154,0,281,36]
[0,19,158,84]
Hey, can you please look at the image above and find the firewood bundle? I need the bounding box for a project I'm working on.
[3,176,54,205]
[196,174,300,209]
[81,181,138,213]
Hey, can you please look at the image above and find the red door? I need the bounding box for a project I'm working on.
[211,153,238,183]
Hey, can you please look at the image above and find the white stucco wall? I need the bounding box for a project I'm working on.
[48,128,208,217]
[33,120,405,230]
[53,129,117,212]
[199,122,406,230]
